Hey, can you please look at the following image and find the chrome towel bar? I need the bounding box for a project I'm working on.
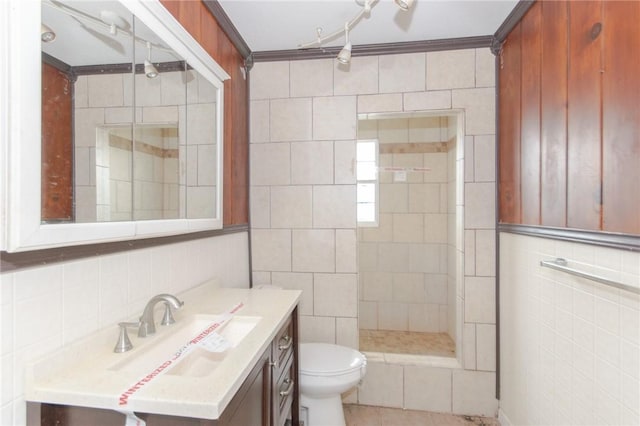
[540,258,640,295]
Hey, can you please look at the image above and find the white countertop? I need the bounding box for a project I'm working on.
[25,280,301,420]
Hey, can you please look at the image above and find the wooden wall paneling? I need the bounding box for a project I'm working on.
[602,1,640,234]
[539,1,568,228]
[519,2,542,225]
[498,23,522,224]
[41,62,73,221]
[567,0,603,231]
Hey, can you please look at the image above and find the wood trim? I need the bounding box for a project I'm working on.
[0,225,249,272]
[251,36,494,62]
[202,0,251,59]
[494,0,536,43]
[498,223,640,251]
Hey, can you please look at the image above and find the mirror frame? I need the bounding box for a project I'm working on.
[1,0,230,253]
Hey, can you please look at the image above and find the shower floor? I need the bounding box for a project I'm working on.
[359,329,455,357]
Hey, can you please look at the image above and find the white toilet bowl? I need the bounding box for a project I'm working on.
[299,343,367,426]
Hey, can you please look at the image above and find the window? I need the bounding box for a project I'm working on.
[356,139,378,226]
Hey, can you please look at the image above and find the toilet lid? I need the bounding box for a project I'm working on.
[300,343,366,377]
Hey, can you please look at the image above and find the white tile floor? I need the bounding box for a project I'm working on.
[344,404,500,426]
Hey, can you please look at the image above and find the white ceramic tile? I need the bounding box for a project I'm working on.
[333,56,379,96]
[291,141,334,185]
[334,140,356,184]
[292,230,335,272]
[312,185,356,229]
[358,242,379,272]
[474,135,496,182]
[272,272,314,316]
[427,50,476,90]
[88,74,124,107]
[464,182,496,229]
[336,230,357,273]
[475,48,495,88]
[392,273,425,303]
[403,90,452,111]
[250,61,290,100]
[299,315,336,343]
[312,96,357,140]
[358,361,404,408]
[251,229,292,272]
[270,98,312,142]
[408,244,441,274]
[408,183,440,213]
[250,186,270,228]
[270,185,312,228]
[452,370,498,416]
[250,100,270,143]
[465,230,476,276]
[336,317,359,349]
[463,323,477,370]
[314,273,357,317]
[74,75,88,107]
[475,230,496,277]
[377,118,409,143]
[379,53,426,94]
[250,142,290,186]
[74,108,105,148]
[359,301,378,330]
[378,302,408,330]
[357,94,403,113]
[361,271,393,302]
[290,59,334,97]
[424,214,448,243]
[465,277,495,324]
[476,324,496,372]
[391,213,423,243]
[451,88,495,136]
[404,366,452,412]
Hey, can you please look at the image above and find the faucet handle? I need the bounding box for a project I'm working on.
[161,302,176,326]
[114,321,139,353]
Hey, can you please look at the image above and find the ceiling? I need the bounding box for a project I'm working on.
[216,0,519,53]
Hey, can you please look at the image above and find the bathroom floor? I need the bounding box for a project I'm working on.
[359,330,456,357]
[344,404,500,426]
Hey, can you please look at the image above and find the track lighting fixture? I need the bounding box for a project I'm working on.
[337,23,352,64]
[144,41,159,78]
[299,0,416,63]
[394,0,415,11]
[41,23,56,43]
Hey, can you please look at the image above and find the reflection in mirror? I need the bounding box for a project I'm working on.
[40,0,219,224]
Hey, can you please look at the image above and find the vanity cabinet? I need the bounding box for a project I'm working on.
[28,309,299,426]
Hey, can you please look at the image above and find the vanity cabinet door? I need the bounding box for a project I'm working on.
[271,309,299,426]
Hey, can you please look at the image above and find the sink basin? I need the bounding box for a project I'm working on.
[110,314,261,378]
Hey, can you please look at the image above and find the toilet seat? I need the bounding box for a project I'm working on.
[300,343,366,377]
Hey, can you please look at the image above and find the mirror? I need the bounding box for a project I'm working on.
[2,0,229,252]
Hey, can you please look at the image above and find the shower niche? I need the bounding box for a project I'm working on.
[356,111,464,359]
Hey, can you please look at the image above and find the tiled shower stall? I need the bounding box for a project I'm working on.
[249,48,498,415]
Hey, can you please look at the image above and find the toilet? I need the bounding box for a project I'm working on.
[299,343,367,426]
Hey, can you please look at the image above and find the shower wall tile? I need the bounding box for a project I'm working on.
[359,301,378,329]
[392,213,424,243]
[313,185,356,229]
[452,370,498,416]
[475,48,496,88]
[379,53,426,94]
[464,277,495,324]
[314,273,358,317]
[290,59,334,98]
[250,100,270,143]
[380,183,409,213]
[312,96,357,140]
[392,273,426,303]
[74,76,88,107]
[377,118,409,143]
[270,98,312,141]
[292,229,335,272]
[290,141,334,185]
[463,323,477,370]
[251,229,292,272]
[250,61,290,100]
[334,140,356,184]
[475,324,496,372]
[408,303,439,332]
[358,361,404,408]
[88,74,125,107]
[426,50,476,90]
[334,56,379,96]
[270,185,312,228]
[404,366,452,412]
[250,142,291,186]
[357,93,403,113]
[299,315,335,344]
[271,272,313,316]
[378,302,409,330]
[336,229,357,273]
[361,271,393,302]
[475,230,496,277]
[451,88,495,136]
[473,135,496,182]
[336,317,359,349]
[424,214,448,243]
[250,186,270,228]
[403,90,452,111]
[464,183,495,229]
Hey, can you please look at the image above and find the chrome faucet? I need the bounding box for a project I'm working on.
[138,294,184,338]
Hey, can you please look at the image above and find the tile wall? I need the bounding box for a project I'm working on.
[499,233,640,426]
[249,48,498,416]
[358,116,453,334]
[74,70,217,221]
[0,232,250,425]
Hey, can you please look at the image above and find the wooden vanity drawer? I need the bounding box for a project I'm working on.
[273,316,293,373]
[274,352,295,426]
